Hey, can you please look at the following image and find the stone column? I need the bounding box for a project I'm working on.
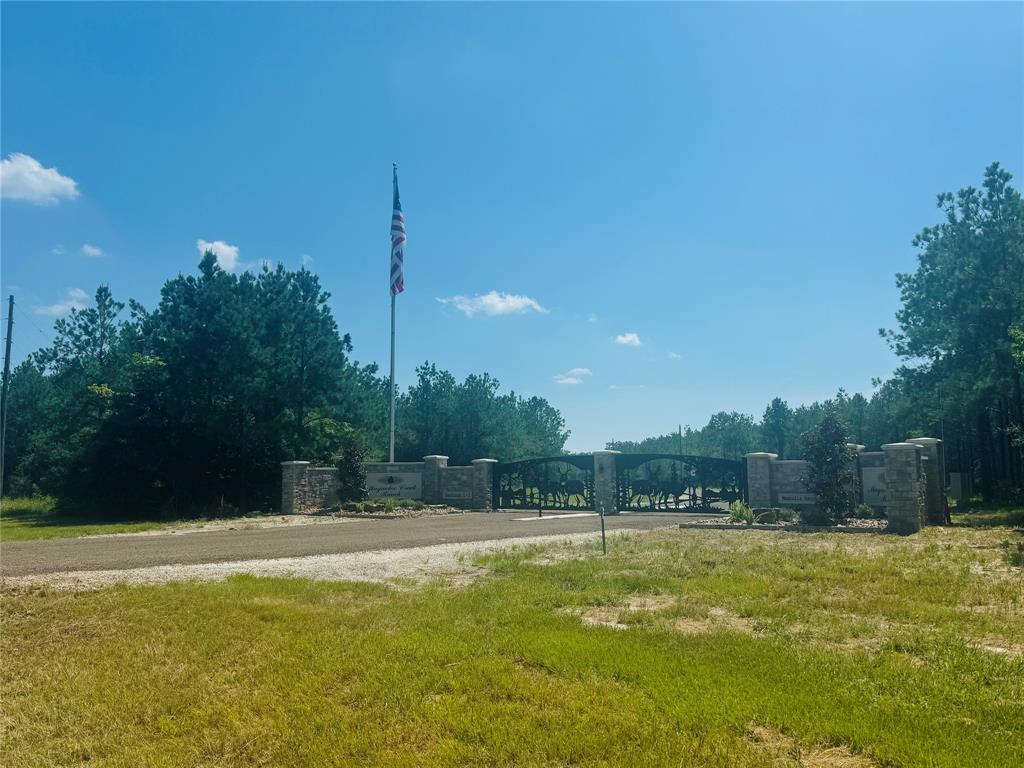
[882,443,923,534]
[745,452,778,509]
[906,438,945,524]
[422,455,448,504]
[281,461,310,515]
[472,459,498,511]
[593,450,620,515]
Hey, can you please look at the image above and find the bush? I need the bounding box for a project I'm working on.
[798,507,835,527]
[775,507,797,522]
[729,501,756,525]
[335,431,367,504]
[851,503,882,519]
[801,403,856,525]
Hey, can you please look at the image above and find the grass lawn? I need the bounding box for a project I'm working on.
[2,519,1022,766]
[0,497,169,541]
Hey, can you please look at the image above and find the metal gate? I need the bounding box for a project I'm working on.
[492,455,595,510]
[616,454,745,511]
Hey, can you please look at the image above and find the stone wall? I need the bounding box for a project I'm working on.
[745,437,943,533]
[281,462,339,515]
[770,460,816,509]
[440,466,474,505]
[281,455,497,514]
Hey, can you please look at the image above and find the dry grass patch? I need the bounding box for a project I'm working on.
[674,606,758,636]
[747,724,879,768]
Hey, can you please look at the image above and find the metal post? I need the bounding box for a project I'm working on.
[599,504,607,555]
[0,295,13,500]
[388,292,396,463]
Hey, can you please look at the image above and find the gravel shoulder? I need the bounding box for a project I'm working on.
[2,529,640,591]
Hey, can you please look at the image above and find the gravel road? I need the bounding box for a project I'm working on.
[1,511,704,578]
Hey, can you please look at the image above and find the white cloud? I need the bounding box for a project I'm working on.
[667,351,681,359]
[614,332,642,347]
[301,254,314,268]
[197,239,239,271]
[437,291,548,318]
[587,312,599,323]
[81,244,104,257]
[35,287,88,317]
[1,153,80,205]
[553,367,592,385]
[51,245,66,256]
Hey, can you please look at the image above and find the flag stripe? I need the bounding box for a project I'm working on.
[391,169,405,295]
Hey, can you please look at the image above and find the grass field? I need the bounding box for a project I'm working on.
[0,497,170,541]
[2,516,1022,766]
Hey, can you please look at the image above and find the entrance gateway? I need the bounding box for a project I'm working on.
[492,453,747,512]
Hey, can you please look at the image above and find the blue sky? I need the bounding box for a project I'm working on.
[2,2,1022,452]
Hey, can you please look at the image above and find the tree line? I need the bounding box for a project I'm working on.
[610,163,1024,502]
[2,252,568,516]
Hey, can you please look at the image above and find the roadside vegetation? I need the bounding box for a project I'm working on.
[3,511,1021,767]
[0,497,168,541]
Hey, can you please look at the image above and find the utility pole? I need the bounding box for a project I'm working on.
[0,295,14,500]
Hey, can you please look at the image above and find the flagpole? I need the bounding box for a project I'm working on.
[389,290,396,463]
[389,162,399,463]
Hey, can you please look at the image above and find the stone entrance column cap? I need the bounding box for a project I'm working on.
[281,460,311,466]
[471,458,499,464]
[744,452,778,459]
[423,455,449,460]
[905,437,942,445]
[882,442,921,451]
[592,450,621,456]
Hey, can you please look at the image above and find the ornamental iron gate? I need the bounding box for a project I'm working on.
[616,454,745,511]
[493,455,595,511]
[492,453,746,512]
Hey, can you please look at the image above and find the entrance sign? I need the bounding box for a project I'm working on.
[861,466,887,506]
[366,465,422,499]
[776,492,816,505]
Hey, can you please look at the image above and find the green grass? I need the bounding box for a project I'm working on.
[0,497,169,541]
[2,523,1023,766]
[952,505,1024,529]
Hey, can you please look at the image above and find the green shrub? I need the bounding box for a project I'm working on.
[728,502,756,525]
[800,403,856,525]
[775,507,797,522]
[798,507,835,527]
[852,503,882,519]
[335,431,367,504]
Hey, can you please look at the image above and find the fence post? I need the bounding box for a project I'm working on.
[593,450,620,515]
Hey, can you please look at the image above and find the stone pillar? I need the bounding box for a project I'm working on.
[882,443,923,534]
[422,455,448,504]
[745,452,778,509]
[906,438,945,524]
[281,461,310,515]
[593,450,620,515]
[472,459,498,511]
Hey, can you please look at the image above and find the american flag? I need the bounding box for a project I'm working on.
[390,165,406,295]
